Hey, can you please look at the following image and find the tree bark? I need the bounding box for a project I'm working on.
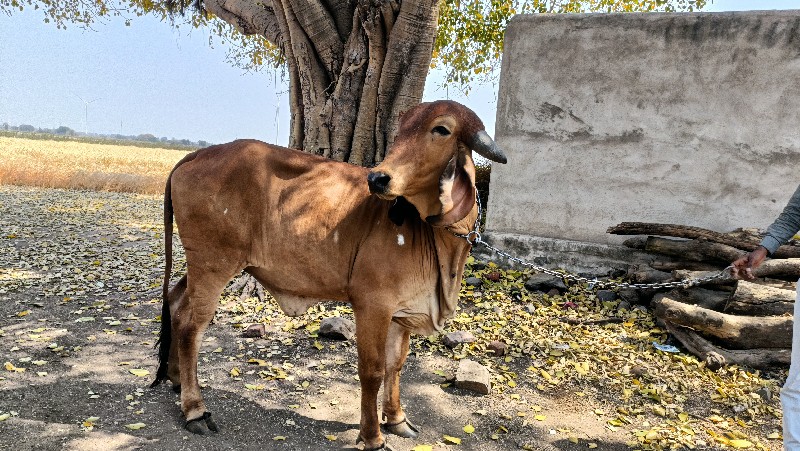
[608,222,800,259]
[664,322,791,370]
[652,295,792,349]
[202,0,438,164]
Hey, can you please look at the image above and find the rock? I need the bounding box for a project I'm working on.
[318,317,355,341]
[756,387,772,402]
[617,300,632,311]
[546,288,561,297]
[524,303,538,314]
[485,272,501,282]
[487,340,507,356]
[525,274,567,292]
[442,331,476,348]
[455,359,491,395]
[596,290,617,302]
[471,261,486,271]
[618,288,640,305]
[465,277,483,288]
[241,323,266,338]
[630,365,647,377]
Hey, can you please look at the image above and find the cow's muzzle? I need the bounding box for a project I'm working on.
[367,171,392,195]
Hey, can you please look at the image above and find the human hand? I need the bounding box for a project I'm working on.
[730,246,769,280]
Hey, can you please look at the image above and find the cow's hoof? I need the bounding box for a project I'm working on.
[383,416,419,439]
[356,435,392,450]
[185,412,218,435]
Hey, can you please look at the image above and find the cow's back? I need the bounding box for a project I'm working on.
[169,140,380,302]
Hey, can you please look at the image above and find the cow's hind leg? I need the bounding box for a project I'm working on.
[381,322,418,438]
[174,266,236,434]
[166,275,187,392]
[354,307,393,450]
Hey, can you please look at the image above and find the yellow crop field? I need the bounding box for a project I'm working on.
[0,136,191,194]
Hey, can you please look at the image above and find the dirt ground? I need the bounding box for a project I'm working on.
[0,185,786,451]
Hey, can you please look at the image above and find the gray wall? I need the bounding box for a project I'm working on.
[485,10,800,272]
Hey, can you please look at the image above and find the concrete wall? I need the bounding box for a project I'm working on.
[484,10,800,272]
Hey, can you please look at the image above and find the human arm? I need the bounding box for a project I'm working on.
[731,184,800,280]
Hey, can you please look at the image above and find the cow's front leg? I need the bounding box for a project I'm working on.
[354,307,393,450]
[382,321,419,438]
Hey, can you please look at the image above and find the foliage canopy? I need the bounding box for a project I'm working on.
[3,0,707,88]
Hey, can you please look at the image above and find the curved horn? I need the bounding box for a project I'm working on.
[470,130,507,164]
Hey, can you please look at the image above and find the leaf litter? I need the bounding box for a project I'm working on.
[0,184,786,450]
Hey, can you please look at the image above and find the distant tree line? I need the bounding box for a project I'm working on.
[1,122,209,148]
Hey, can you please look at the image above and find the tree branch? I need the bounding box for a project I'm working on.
[204,0,282,43]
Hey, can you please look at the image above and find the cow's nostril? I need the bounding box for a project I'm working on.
[367,172,391,194]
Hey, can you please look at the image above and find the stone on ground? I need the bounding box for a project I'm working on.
[318,317,355,340]
[241,323,266,338]
[455,359,491,395]
[525,274,567,292]
[442,330,476,348]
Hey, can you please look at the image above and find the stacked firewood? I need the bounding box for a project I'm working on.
[607,222,800,370]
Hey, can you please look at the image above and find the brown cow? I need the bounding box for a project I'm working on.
[151,100,507,449]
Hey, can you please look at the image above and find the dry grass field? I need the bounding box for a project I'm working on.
[0,136,190,194]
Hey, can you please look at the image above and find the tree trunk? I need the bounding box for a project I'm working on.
[202,0,439,165]
[664,322,791,370]
[608,222,800,259]
[652,294,792,349]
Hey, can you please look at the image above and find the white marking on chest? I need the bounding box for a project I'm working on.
[333,230,339,243]
[397,234,405,246]
[223,208,228,215]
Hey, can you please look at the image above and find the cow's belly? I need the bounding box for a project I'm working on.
[271,292,334,317]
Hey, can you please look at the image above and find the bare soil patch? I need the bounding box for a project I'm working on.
[0,185,785,450]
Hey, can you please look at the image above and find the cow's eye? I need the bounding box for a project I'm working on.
[432,126,451,136]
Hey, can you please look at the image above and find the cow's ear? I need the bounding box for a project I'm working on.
[388,196,419,227]
[426,147,476,227]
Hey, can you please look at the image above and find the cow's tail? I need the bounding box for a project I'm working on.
[151,152,197,388]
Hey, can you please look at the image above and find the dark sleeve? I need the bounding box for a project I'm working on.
[760,184,800,255]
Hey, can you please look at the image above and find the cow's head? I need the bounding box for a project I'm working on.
[368,100,507,227]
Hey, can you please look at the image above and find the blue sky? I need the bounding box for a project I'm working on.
[0,1,797,145]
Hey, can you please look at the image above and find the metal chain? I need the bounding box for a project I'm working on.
[452,191,733,291]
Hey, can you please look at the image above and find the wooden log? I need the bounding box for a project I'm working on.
[644,237,746,263]
[607,222,800,258]
[652,295,792,349]
[667,288,729,311]
[726,280,795,316]
[628,267,672,284]
[755,258,800,279]
[649,260,720,272]
[622,236,647,250]
[665,322,791,370]
[672,270,736,289]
